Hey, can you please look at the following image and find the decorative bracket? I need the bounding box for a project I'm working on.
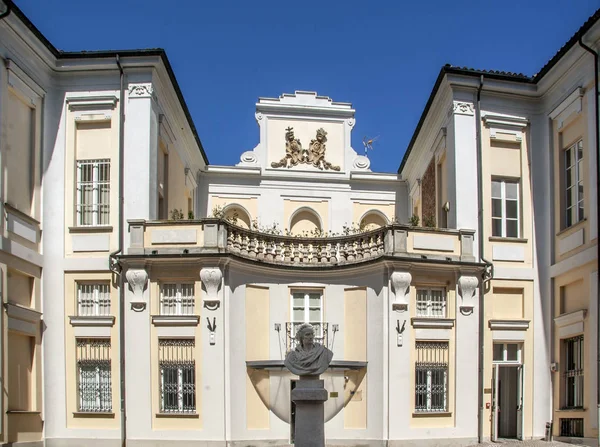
[390,271,412,311]
[125,268,148,312]
[206,317,217,345]
[200,267,222,308]
[458,275,479,313]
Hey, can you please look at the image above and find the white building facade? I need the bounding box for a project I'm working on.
[0,1,598,446]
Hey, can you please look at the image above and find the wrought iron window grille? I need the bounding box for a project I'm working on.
[76,339,112,413]
[415,341,448,413]
[159,339,196,414]
[76,159,110,227]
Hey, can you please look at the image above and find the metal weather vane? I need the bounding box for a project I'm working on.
[362,135,379,156]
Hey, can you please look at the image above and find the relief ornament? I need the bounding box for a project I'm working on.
[271,127,340,171]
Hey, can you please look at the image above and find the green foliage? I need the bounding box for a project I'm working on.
[409,214,420,226]
[423,214,436,228]
[170,209,185,220]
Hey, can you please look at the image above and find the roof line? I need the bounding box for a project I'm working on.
[5,1,209,164]
[398,7,600,174]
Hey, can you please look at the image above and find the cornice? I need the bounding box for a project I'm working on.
[554,309,587,327]
[488,319,530,331]
[411,318,455,329]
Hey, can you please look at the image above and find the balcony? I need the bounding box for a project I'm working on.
[127,218,476,267]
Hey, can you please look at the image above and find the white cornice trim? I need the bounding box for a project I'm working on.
[5,303,42,323]
[554,309,587,327]
[6,59,45,100]
[69,316,115,327]
[350,172,400,182]
[488,319,530,331]
[206,165,262,176]
[411,318,455,329]
[152,315,200,326]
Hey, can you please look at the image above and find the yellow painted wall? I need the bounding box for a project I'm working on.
[552,261,598,438]
[552,94,597,263]
[483,280,534,439]
[344,288,367,429]
[149,275,203,430]
[64,273,120,429]
[167,145,191,218]
[64,112,119,256]
[245,285,270,429]
[267,118,344,169]
[409,282,455,428]
[482,125,534,267]
[284,200,329,234]
[5,90,35,215]
[7,269,33,308]
[7,333,32,410]
[209,196,258,229]
[353,202,394,230]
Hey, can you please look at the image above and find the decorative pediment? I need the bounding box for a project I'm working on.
[271,127,340,171]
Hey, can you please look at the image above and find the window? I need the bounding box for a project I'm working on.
[159,339,195,414]
[564,140,584,228]
[160,283,195,315]
[560,418,584,437]
[493,343,521,363]
[563,335,583,409]
[491,179,519,238]
[416,288,446,318]
[415,341,448,413]
[77,339,112,413]
[77,283,110,316]
[76,159,110,226]
[291,290,324,335]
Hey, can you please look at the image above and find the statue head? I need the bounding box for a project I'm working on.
[295,323,315,351]
[316,128,327,142]
[285,127,295,141]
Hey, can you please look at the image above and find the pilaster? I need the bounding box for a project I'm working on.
[455,274,479,438]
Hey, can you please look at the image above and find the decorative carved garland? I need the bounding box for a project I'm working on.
[271,127,340,171]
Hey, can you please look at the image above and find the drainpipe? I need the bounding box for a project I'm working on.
[577,36,599,447]
[109,54,126,447]
[475,75,494,443]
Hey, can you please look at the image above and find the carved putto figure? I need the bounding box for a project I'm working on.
[284,323,333,376]
[271,127,340,171]
[271,127,302,168]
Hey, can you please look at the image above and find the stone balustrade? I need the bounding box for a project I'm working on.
[127,218,476,266]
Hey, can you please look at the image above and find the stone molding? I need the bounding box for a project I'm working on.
[451,101,475,116]
[200,267,222,306]
[390,271,411,311]
[458,275,478,312]
[125,268,148,311]
[128,83,155,99]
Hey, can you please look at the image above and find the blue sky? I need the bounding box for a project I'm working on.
[15,0,599,173]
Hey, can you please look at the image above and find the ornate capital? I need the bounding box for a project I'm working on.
[458,275,479,312]
[200,267,222,306]
[451,101,474,116]
[346,118,355,128]
[128,83,155,100]
[125,268,148,311]
[255,112,263,121]
[390,271,412,311]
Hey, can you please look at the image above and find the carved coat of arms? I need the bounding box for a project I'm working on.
[271,127,340,171]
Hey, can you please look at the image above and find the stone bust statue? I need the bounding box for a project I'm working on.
[284,323,333,376]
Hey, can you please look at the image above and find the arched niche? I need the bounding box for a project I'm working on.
[289,207,322,235]
[223,204,252,229]
[359,210,389,231]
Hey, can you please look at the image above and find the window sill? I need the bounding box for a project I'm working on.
[556,408,586,412]
[412,411,452,418]
[73,412,115,418]
[156,412,199,418]
[152,315,200,326]
[69,316,115,327]
[69,226,113,233]
[489,236,528,243]
[411,318,454,329]
[4,203,40,225]
[556,218,587,238]
[7,410,41,415]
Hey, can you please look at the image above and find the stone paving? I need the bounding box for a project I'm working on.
[467,439,578,447]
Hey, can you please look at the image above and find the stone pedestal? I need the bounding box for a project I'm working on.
[291,376,329,447]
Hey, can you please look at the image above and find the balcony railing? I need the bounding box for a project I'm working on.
[127,218,476,267]
[286,322,329,352]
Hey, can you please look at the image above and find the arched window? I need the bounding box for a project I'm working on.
[289,208,322,236]
[359,211,388,231]
[223,204,251,229]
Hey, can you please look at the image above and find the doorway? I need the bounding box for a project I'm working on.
[491,343,524,441]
